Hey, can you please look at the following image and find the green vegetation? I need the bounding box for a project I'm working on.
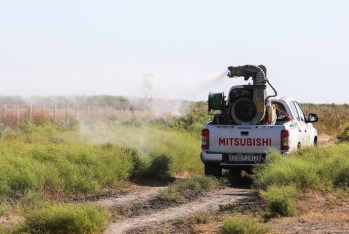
[0,109,209,232]
[261,185,297,218]
[337,123,349,143]
[218,203,239,212]
[220,215,272,234]
[253,140,349,218]
[0,117,205,206]
[23,203,108,234]
[254,145,349,191]
[157,176,225,203]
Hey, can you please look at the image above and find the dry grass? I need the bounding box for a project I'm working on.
[269,189,349,224]
[309,108,349,137]
[192,221,221,233]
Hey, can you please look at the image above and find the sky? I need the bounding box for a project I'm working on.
[0,0,348,104]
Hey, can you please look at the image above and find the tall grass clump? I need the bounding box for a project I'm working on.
[261,185,297,218]
[220,215,272,234]
[157,176,225,202]
[24,203,108,234]
[253,143,349,217]
[337,123,349,143]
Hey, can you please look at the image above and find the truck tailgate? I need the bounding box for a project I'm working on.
[207,125,284,154]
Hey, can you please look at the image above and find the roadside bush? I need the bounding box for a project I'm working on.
[220,215,272,234]
[261,185,297,218]
[337,124,349,143]
[0,225,23,234]
[174,175,223,193]
[157,188,179,202]
[24,203,108,234]
[143,154,172,180]
[254,144,349,191]
[253,143,349,219]
[157,176,225,203]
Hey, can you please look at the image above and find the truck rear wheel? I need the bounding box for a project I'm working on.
[204,164,222,178]
[229,169,241,185]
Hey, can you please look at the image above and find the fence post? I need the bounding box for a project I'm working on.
[97,105,100,116]
[3,103,6,116]
[76,105,79,120]
[54,103,57,123]
[65,103,68,123]
[42,104,44,116]
[29,102,32,122]
[16,104,19,125]
[87,105,90,118]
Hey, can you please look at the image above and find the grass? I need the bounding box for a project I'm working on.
[0,119,204,203]
[23,203,109,234]
[220,215,272,234]
[156,176,226,203]
[0,113,207,232]
[254,144,349,191]
[253,142,349,219]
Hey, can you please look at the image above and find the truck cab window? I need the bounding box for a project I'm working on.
[290,102,300,121]
[294,102,306,122]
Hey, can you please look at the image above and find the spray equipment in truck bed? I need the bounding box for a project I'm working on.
[207,65,277,125]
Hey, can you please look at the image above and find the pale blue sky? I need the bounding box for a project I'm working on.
[1,1,348,104]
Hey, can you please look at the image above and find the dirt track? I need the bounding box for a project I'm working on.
[98,186,250,234]
[96,184,349,234]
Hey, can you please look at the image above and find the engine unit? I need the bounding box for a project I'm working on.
[208,65,276,125]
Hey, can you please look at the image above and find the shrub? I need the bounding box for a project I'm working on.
[0,225,23,234]
[261,185,298,218]
[337,124,349,143]
[156,176,224,203]
[157,188,179,202]
[24,203,109,234]
[220,215,272,234]
[143,154,171,180]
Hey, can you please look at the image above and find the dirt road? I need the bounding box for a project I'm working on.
[94,184,349,234]
[95,186,250,234]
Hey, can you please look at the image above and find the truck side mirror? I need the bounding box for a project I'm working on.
[307,113,319,123]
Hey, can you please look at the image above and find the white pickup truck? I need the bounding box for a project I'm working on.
[200,65,319,179]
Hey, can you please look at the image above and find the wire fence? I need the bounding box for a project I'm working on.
[0,102,185,127]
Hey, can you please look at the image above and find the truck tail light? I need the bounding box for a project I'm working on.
[281,130,290,150]
[202,129,209,149]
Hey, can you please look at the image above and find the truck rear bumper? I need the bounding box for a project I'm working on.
[201,151,266,169]
[200,151,222,163]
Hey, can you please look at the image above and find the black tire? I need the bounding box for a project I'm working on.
[229,169,241,185]
[204,164,222,178]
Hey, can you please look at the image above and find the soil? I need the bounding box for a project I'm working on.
[101,186,253,234]
[98,183,349,234]
[99,183,349,234]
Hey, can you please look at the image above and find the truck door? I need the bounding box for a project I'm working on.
[290,101,312,147]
